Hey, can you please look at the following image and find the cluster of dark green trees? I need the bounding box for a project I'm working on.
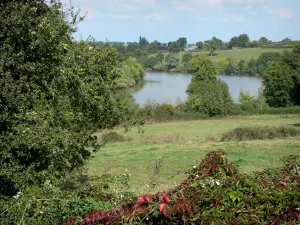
[263,45,300,107]
[0,0,141,190]
[218,52,282,76]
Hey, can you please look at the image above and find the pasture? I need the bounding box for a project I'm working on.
[88,114,300,194]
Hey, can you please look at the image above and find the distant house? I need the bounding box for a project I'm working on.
[184,45,198,51]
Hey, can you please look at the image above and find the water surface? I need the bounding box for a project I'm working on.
[132,72,263,106]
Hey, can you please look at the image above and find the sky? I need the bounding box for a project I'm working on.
[60,0,300,44]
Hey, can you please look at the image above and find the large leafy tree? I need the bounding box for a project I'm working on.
[204,37,222,56]
[0,0,128,187]
[187,55,232,116]
[228,34,250,49]
[189,55,217,81]
[177,37,187,50]
[263,45,300,107]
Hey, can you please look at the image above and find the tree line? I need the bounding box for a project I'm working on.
[135,51,282,76]
[105,35,293,57]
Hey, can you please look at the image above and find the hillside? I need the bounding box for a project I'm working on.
[153,48,288,63]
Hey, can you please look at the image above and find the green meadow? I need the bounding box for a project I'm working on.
[152,48,288,63]
[88,114,300,194]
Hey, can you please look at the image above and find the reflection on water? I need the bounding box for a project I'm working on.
[132,72,263,106]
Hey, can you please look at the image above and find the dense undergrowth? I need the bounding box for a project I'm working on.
[221,126,300,141]
[2,151,299,225]
[134,102,300,123]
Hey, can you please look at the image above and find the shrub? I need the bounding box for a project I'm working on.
[58,151,300,225]
[100,132,131,145]
[221,126,300,141]
[187,80,233,116]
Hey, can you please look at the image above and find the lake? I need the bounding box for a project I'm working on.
[132,72,263,106]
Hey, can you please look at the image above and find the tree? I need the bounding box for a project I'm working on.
[189,55,217,81]
[187,54,233,116]
[169,41,181,53]
[187,80,233,116]
[204,37,222,56]
[263,44,300,107]
[229,34,250,48]
[139,36,149,46]
[0,0,132,187]
[247,59,257,76]
[165,54,180,69]
[182,52,193,72]
[238,60,247,75]
[258,37,270,46]
[196,41,203,50]
[250,40,258,48]
[127,42,141,52]
[204,40,217,56]
[156,52,164,63]
[204,37,223,56]
[256,52,281,75]
[282,37,292,42]
[263,63,294,107]
[147,40,159,53]
[177,37,187,50]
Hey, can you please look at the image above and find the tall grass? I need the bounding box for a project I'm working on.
[221,126,300,141]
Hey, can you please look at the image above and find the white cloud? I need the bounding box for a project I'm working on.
[267,8,294,20]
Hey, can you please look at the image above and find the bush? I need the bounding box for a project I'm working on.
[58,151,300,225]
[187,80,233,116]
[221,126,300,141]
[100,132,131,145]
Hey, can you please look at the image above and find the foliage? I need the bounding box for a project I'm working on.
[0,173,135,225]
[168,41,181,53]
[221,126,300,141]
[147,40,160,54]
[165,54,180,70]
[263,62,294,107]
[59,151,300,225]
[196,41,204,50]
[177,37,187,50]
[256,52,281,75]
[115,57,145,88]
[187,80,233,116]
[139,36,149,46]
[229,34,250,49]
[0,0,135,191]
[204,37,222,56]
[189,55,217,81]
[100,131,132,146]
[247,58,258,76]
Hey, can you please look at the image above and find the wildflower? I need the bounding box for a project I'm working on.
[125,169,128,172]
[129,174,131,176]
[193,166,197,169]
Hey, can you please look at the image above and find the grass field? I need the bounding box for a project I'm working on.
[152,48,288,63]
[88,114,300,194]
